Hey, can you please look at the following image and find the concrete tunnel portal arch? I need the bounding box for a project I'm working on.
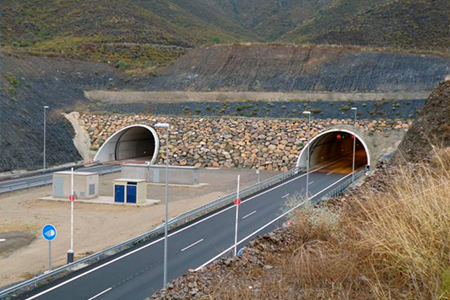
[94,125,160,164]
[296,129,370,173]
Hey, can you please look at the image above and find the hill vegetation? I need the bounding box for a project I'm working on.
[295,0,450,51]
[1,0,448,70]
[1,0,199,69]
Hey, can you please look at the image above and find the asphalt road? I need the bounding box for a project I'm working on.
[0,165,120,194]
[17,167,350,300]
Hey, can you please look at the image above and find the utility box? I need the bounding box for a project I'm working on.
[53,171,99,199]
[113,179,147,204]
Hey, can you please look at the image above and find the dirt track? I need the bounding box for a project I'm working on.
[86,90,431,104]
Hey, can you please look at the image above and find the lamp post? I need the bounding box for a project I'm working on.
[43,106,49,170]
[303,111,311,200]
[257,136,261,184]
[155,122,170,288]
[351,107,357,185]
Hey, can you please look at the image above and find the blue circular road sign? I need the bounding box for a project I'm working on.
[42,224,57,241]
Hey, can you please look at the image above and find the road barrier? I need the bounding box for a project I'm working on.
[0,167,363,299]
[0,166,121,194]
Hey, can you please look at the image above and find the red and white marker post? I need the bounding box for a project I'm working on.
[234,175,241,256]
[68,168,75,263]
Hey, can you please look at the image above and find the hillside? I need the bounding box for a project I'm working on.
[144,44,450,92]
[0,51,149,172]
[129,0,259,43]
[393,80,450,163]
[302,0,450,51]
[0,0,198,69]
[2,0,448,70]
[205,0,334,41]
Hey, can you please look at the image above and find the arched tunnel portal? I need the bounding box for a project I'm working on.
[296,129,370,174]
[94,125,160,164]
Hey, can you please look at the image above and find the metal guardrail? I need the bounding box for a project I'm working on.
[0,167,121,195]
[320,169,365,201]
[0,166,360,299]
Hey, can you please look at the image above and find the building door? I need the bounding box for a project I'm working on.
[127,184,137,203]
[115,185,125,203]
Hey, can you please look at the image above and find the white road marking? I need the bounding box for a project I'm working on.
[0,239,5,242]
[242,210,257,219]
[87,287,112,300]
[281,193,290,198]
[195,172,353,271]
[181,239,204,252]
[22,162,342,300]
[309,181,314,185]
[327,172,333,176]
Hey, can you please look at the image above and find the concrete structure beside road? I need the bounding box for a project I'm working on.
[53,171,99,199]
[121,164,200,185]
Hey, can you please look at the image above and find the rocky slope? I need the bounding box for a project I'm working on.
[146,44,450,92]
[393,80,450,163]
[0,52,147,172]
[81,113,410,171]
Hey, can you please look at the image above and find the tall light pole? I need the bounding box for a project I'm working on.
[155,122,170,288]
[43,106,49,170]
[257,136,261,184]
[351,107,357,185]
[303,111,311,200]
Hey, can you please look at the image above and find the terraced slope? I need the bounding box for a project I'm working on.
[145,44,450,92]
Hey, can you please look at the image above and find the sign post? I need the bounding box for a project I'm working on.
[68,168,75,264]
[234,175,241,256]
[42,224,57,271]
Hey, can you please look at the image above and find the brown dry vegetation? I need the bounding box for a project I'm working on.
[203,148,450,300]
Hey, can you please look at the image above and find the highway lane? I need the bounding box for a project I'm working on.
[18,168,350,300]
[0,165,120,193]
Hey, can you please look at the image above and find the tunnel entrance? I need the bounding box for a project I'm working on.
[296,129,369,174]
[94,125,159,164]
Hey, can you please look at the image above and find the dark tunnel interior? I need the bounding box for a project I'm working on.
[115,127,156,161]
[307,131,368,173]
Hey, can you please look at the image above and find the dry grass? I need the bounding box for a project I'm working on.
[343,148,450,299]
[208,148,450,299]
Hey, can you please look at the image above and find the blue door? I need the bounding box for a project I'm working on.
[127,185,137,203]
[115,185,125,203]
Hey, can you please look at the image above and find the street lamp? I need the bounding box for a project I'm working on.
[257,135,261,184]
[155,122,170,288]
[351,107,357,185]
[303,111,311,200]
[43,106,49,170]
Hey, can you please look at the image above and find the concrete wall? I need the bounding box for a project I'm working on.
[121,164,200,185]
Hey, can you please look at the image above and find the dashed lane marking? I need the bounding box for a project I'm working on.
[242,210,257,219]
[87,287,112,300]
[181,239,204,252]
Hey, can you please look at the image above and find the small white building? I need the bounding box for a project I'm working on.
[53,171,99,199]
